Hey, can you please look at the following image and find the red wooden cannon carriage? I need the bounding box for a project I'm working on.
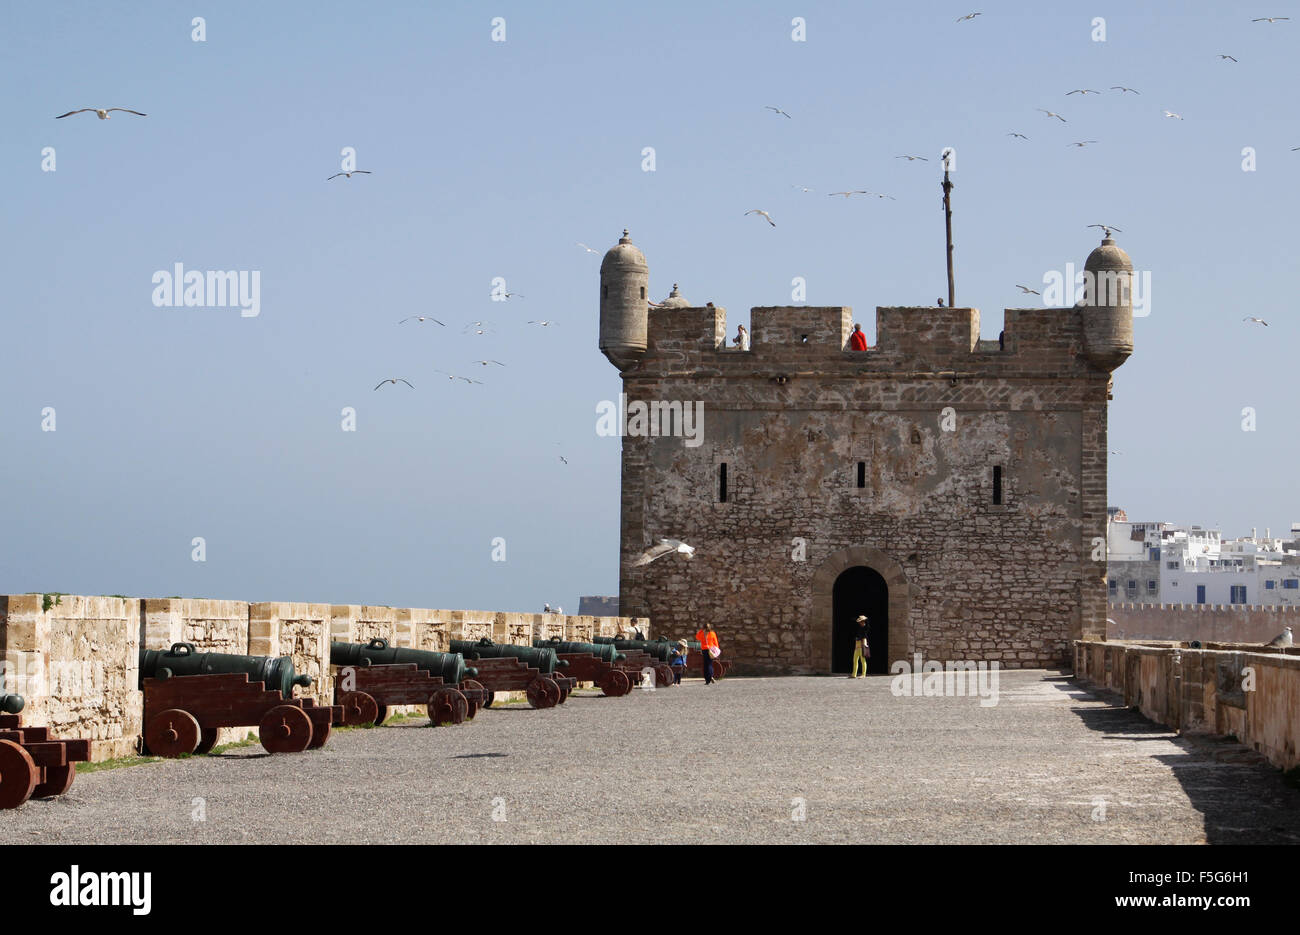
[551,652,633,697]
[613,650,674,688]
[470,657,565,709]
[0,712,92,809]
[142,672,343,757]
[334,663,488,727]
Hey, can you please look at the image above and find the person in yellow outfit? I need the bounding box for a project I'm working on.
[851,615,870,678]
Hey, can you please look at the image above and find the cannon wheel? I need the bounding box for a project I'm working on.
[192,728,220,756]
[483,692,495,709]
[373,704,389,726]
[307,718,331,749]
[33,760,77,799]
[258,704,314,754]
[655,664,674,688]
[0,739,38,809]
[461,679,485,719]
[555,681,570,704]
[428,687,469,726]
[145,708,201,758]
[339,690,379,727]
[525,676,561,709]
[600,668,631,697]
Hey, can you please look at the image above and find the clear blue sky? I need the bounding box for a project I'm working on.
[1,0,1295,608]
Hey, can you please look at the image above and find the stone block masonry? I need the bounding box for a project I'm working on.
[1107,602,1300,644]
[0,593,647,761]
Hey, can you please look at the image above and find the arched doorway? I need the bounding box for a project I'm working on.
[831,566,889,674]
[809,545,910,673]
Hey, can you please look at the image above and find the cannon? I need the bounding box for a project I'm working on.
[139,643,312,699]
[447,639,569,709]
[0,711,92,809]
[670,638,731,679]
[532,639,633,697]
[591,637,677,687]
[329,639,485,727]
[138,643,342,757]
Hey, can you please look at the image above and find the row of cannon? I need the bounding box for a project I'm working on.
[0,633,724,809]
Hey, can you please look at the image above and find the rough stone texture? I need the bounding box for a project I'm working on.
[1075,639,1300,770]
[615,294,1123,675]
[7,671,1300,845]
[1106,602,1300,643]
[0,594,140,761]
[249,602,331,706]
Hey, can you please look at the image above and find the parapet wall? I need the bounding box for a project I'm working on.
[0,594,648,761]
[1074,639,1300,771]
[642,304,1090,374]
[1107,602,1300,643]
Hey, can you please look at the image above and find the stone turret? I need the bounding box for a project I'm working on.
[599,230,649,371]
[1080,235,1134,371]
[660,283,690,308]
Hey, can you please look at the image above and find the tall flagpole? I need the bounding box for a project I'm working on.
[941,150,955,308]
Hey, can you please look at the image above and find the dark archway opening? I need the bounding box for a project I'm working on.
[832,566,889,674]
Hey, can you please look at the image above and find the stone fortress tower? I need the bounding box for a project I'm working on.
[599,230,1134,675]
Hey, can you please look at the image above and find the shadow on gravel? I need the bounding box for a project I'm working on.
[452,752,508,759]
[1055,673,1300,844]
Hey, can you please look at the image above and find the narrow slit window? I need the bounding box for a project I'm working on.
[856,461,866,489]
[640,286,646,299]
[719,463,728,503]
[992,465,1003,505]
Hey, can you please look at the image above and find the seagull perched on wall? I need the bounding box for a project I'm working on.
[56,107,146,119]
[1243,316,1269,326]
[1037,109,1067,122]
[1087,224,1123,237]
[764,106,792,118]
[745,209,776,226]
[373,378,414,390]
[633,539,696,566]
[398,316,444,325]
[1265,626,1293,647]
[327,170,372,180]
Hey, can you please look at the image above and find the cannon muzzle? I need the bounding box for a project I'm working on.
[0,693,25,714]
[330,639,475,685]
[450,639,565,674]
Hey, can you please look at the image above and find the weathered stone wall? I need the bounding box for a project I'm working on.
[1106,602,1300,643]
[1,594,647,758]
[618,297,1114,675]
[1074,639,1300,771]
[0,595,141,760]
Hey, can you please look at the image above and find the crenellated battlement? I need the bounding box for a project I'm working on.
[639,302,1096,375]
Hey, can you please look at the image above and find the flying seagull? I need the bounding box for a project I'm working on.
[956,12,982,22]
[632,538,696,566]
[765,106,792,119]
[828,190,869,198]
[1066,89,1101,95]
[791,185,815,192]
[1218,54,1238,62]
[1087,224,1122,237]
[327,170,372,180]
[1163,111,1183,119]
[1265,626,1293,647]
[1037,109,1067,122]
[398,316,444,325]
[527,320,558,326]
[1252,17,1289,23]
[1016,284,1041,295]
[1007,132,1030,139]
[1110,86,1141,94]
[1068,140,1098,147]
[867,191,896,200]
[373,378,413,390]
[576,242,600,254]
[895,154,929,161]
[498,292,525,299]
[473,359,507,366]
[745,209,776,226]
[434,371,482,384]
[56,107,146,119]
[1243,316,1269,326]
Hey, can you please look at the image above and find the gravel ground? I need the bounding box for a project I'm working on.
[6,670,1300,844]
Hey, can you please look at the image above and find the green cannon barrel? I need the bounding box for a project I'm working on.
[330,639,476,685]
[0,693,25,714]
[449,638,568,675]
[532,639,624,665]
[138,643,311,700]
[595,639,675,663]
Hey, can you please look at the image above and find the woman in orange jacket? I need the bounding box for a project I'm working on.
[694,624,720,684]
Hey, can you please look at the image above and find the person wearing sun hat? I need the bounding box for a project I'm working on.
[851,615,871,678]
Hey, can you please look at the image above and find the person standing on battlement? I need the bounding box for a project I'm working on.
[848,323,869,351]
[732,324,750,350]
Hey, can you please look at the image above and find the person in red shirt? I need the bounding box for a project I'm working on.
[694,624,720,684]
[848,323,869,351]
